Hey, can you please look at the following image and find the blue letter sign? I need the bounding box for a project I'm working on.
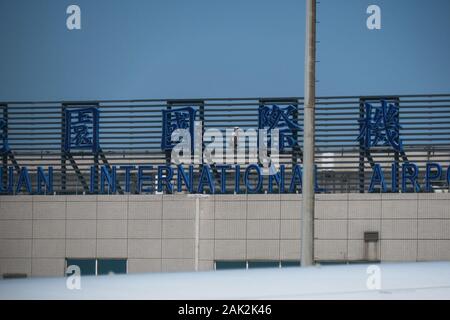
[258,105,301,152]
[64,107,99,153]
[161,107,196,151]
[358,100,403,152]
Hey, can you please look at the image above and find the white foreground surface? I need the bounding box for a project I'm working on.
[0,262,449,300]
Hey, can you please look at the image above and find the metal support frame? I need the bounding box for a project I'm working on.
[98,150,123,194]
[393,98,401,192]
[66,153,89,193]
[358,99,366,193]
[61,104,67,193]
[164,103,173,166]
[1,105,7,190]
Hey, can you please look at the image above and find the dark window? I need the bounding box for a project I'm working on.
[97,259,127,275]
[2,273,27,279]
[348,260,380,265]
[66,259,96,276]
[281,261,301,268]
[248,261,279,269]
[215,261,247,270]
[317,261,347,266]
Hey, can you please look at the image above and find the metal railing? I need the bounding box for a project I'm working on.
[1,93,450,194]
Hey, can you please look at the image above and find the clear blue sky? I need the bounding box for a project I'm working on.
[0,0,449,101]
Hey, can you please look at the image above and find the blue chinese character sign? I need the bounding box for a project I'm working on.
[258,105,301,152]
[64,107,99,153]
[358,100,403,152]
[161,107,196,151]
[0,117,9,154]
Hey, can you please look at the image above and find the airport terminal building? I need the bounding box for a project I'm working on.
[1,94,450,277]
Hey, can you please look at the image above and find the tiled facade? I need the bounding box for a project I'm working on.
[1,193,450,277]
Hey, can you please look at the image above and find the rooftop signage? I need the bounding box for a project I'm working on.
[1,162,449,195]
[0,99,449,195]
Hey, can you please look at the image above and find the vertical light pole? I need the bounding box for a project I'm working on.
[190,193,209,271]
[301,0,316,267]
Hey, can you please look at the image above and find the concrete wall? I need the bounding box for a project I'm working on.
[1,193,450,277]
